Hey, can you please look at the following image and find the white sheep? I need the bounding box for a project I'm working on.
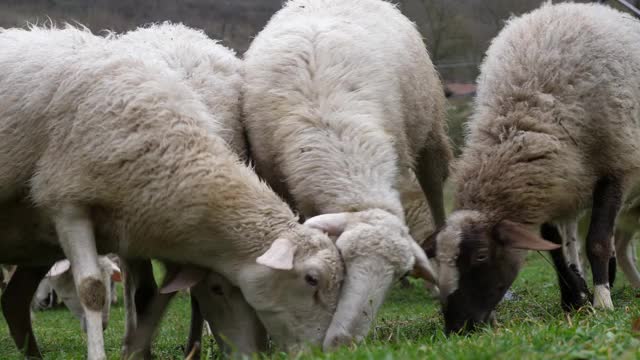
[435,2,640,334]
[31,257,121,329]
[243,0,450,349]
[0,24,343,359]
[121,262,268,359]
[0,197,265,359]
[0,198,119,359]
[109,23,272,358]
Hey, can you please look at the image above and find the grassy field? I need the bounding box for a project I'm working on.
[1,250,639,359]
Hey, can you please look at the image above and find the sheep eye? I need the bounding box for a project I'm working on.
[210,285,224,295]
[305,274,319,287]
[474,250,489,264]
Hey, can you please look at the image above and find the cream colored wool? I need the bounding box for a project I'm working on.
[0,25,343,352]
[243,0,451,348]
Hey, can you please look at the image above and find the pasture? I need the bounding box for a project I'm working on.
[1,251,639,359]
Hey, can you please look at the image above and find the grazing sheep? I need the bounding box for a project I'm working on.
[0,25,343,359]
[110,22,266,357]
[31,257,121,329]
[110,23,261,358]
[123,263,268,359]
[3,256,120,359]
[243,0,450,349]
[0,198,83,358]
[435,2,640,333]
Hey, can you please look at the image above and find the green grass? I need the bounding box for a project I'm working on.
[1,252,639,359]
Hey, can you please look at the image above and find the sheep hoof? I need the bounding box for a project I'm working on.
[560,265,591,311]
[592,285,614,310]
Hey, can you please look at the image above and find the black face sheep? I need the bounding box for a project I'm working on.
[436,2,640,334]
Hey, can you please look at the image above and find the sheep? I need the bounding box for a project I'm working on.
[242,0,450,349]
[0,25,344,359]
[434,2,640,334]
[122,263,268,359]
[3,256,120,359]
[31,257,120,318]
[31,257,121,328]
[6,258,266,360]
[0,198,71,358]
[108,23,272,358]
[32,256,120,312]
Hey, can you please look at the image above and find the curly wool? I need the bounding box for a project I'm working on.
[112,23,247,159]
[455,2,640,225]
[243,0,451,219]
[0,24,328,270]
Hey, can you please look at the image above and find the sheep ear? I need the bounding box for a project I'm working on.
[410,241,438,285]
[304,213,351,238]
[496,220,560,251]
[46,259,71,278]
[102,257,122,282]
[257,238,297,270]
[160,266,207,294]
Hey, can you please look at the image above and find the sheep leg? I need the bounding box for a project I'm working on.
[122,259,157,360]
[586,176,623,310]
[127,263,185,359]
[608,235,617,288]
[128,292,176,359]
[541,223,590,311]
[51,204,106,360]
[1,265,49,359]
[415,146,448,229]
[559,220,584,277]
[615,230,640,288]
[122,260,138,357]
[185,293,204,360]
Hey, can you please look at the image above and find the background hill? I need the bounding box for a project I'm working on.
[0,0,614,82]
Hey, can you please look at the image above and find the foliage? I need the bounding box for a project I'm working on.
[445,98,473,158]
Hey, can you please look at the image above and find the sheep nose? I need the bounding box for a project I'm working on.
[323,331,353,351]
